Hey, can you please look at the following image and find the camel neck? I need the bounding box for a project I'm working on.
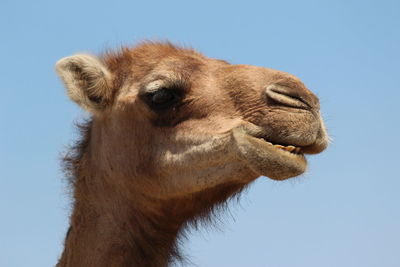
[56,126,246,267]
[56,178,182,267]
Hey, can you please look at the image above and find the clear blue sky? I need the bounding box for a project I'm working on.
[1,0,399,266]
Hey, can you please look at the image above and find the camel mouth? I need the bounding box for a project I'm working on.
[257,137,304,155]
[232,126,308,180]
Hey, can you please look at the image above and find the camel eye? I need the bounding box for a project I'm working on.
[144,88,182,111]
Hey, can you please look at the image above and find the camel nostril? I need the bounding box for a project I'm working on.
[265,85,317,110]
[265,85,310,109]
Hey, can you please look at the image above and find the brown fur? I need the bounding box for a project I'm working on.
[55,42,329,266]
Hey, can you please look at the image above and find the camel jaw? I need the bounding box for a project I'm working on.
[232,126,307,180]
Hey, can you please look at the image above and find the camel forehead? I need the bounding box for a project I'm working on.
[103,43,210,80]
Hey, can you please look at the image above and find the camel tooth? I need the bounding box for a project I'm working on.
[294,147,301,153]
[283,145,296,152]
[274,144,285,149]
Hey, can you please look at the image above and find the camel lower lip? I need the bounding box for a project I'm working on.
[233,127,307,180]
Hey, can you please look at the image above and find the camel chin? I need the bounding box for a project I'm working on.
[232,126,307,180]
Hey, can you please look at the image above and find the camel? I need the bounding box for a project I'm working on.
[55,42,328,267]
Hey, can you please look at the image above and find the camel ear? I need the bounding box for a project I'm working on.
[55,54,113,114]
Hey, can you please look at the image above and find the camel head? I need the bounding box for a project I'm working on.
[56,42,328,203]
